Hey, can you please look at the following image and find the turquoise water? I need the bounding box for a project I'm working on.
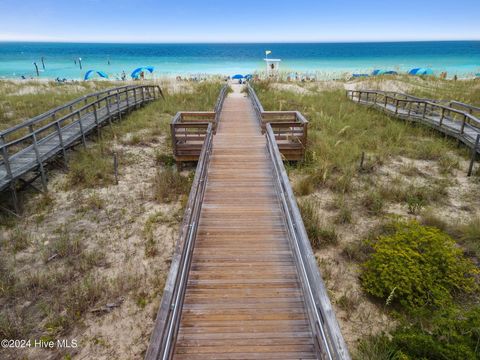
[0,41,479,80]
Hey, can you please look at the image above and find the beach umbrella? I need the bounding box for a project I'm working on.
[409,68,433,76]
[131,66,155,79]
[232,74,244,79]
[352,73,369,78]
[244,74,253,80]
[84,70,109,80]
[372,69,398,76]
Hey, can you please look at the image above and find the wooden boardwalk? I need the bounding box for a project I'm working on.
[173,89,317,359]
[347,90,480,154]
[146,86,349,360]
[0,85,162,213]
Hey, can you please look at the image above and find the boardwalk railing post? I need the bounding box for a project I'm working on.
[440,108,445,126]
[93,104,101,137]
[106,95,113,127]
[32,133,48,192]
[55,118,68,168]
[116,91,122,120]
[133,87,138,108]
[78,112,87,148]
[467,134,480,177]
[461,114,467,134]
[126,88,130,110]
[1,137,13,181]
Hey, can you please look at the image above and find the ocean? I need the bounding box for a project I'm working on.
[0,41,479,80]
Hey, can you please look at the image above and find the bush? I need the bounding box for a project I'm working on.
[361,221,478,310]
[361,306,480,360]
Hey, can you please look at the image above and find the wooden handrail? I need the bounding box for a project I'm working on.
[266,123,350,359]
[347,89,480,157]
[0,85,160,137]
[0,84,161,194]
[346,90,480,127]
[145,123,214,360]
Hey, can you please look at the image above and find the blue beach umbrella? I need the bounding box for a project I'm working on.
[84,70,109,80]
[372,69,398,76]
[232,74,244,79]
[131,66,155,79]
[409,68,434,76]
[352,73,370,78]
[244,74,253,80]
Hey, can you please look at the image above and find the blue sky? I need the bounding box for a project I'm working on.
[0,0,478,42]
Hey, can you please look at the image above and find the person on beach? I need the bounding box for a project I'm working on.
[121,71,126,81]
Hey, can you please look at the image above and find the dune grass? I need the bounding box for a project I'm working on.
[0,80,119,130]
[253,81,470,197]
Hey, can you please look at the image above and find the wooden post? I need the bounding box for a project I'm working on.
[440,108,445,126]
[116,91,122,120]
[1,136,13,180]
[422,102,427,120]
[32,133,48,192]
[461,114,466,134]
[133,88,138,109]
[106,95,112,127]
[467,134,480,177]
[79,58,82,70]
[359,151,365,170]
[54,113,68,168]
[78,112,87,148]
[113,152,119,185]
[93,104,100,137]
[33,62,39,77]
[10,181,20,215]
[41,56,45,70]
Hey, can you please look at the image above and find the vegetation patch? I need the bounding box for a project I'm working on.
[361,220,478,310]
[298,198,338,248]
[153,167,192,203]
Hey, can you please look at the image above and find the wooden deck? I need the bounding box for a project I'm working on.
[172,84,308,163]
[146,86,349,360]
[173,90,317,359]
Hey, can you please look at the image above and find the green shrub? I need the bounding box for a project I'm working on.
[361,221,478,310]
[369,306,480,360]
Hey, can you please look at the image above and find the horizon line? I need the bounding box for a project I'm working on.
[0,39,479,45]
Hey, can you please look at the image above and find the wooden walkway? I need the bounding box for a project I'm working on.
[347,90,480,154]
[146,86,349,360]
[174,89,317,359]
[0,85,162,213]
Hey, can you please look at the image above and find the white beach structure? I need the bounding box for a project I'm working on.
[264,58,281,76]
